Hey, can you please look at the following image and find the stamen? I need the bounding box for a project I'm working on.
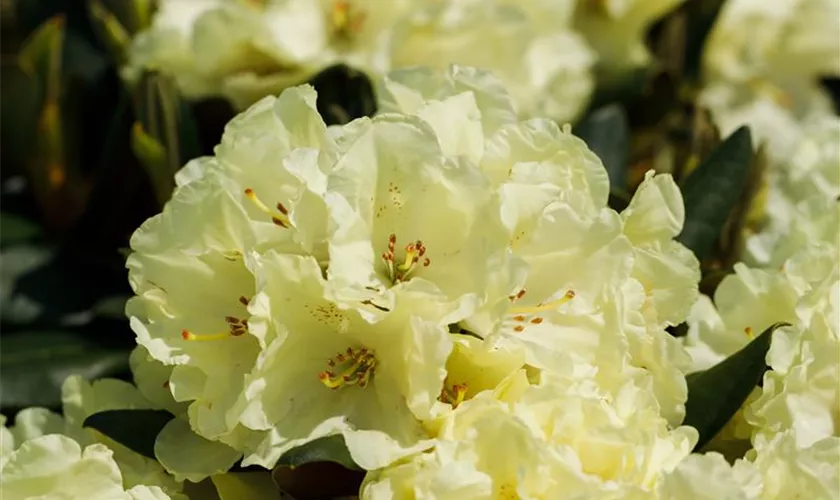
[182,329,231,341]
[508,288,527,302]
[318,346,377,390]
[381,235,430,284]
[244,188,290,228]
[744,326,754,339]
[238,296,250,306]
[181,304,249,341]
[361,299,390,312]
[509,290,575,315]
[439,382,468,408]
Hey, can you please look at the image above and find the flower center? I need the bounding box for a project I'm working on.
[506,288,575,333]
[330,1,366,43]
[244,188,291,228]
[439,382,468,408]
[319,346,377,389]
[181,296,251,341]
[381,233,431,284]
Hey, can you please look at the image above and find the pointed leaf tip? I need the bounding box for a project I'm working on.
[684,321,789,450]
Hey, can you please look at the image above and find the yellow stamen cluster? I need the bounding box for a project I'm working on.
[244,188,290,228]
[382,233,431,284]
[319,346,377,389]
[439,382,468,408]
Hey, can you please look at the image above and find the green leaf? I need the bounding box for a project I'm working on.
[275,434,359,471]
[131,121,171,206]
[574,104,629,191]
[683,0,727,79]
[0,245,124,327]
[90,295,129,320]
[0,62,42,170]
[83,409,174,459]
[684,322,789,450]
[88,0,132,65]
[0,331,130,409]
[0,213,42,247]
[212,472,282,500]
[271,435,363,499]
[272,462,364,500]
[308,64,376,126]
[677,126,753,262]
[131,70,188,206]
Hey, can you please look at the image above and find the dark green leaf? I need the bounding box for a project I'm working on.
[213,471,282,500]
[683,0,728,79]
[84,409,174,459]
[88,0,132,65]
[0,245,126,327]
[272,462,364,500]
[0,331,130,409]
[0,63,42,170]
[684,322,789,450]
[574,104,629,191]
[677,126,753,262]
[90,295,129,320]
[275,434,359,471]
[308,64,376,125]
[0,213,42,247]
[177,100,201,166]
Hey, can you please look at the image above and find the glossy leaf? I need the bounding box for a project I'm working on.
[131,121,171,206]
[213,472,282,500]
[272,462,364,500]
[0,244,126,327]
[308,64,376,125]
[0,213,42,247]
[88,0,132,65]
[275,434,359,471]
[574,104,629,191]
[0,63,42,171]
[1,331,130,409]
[83,409,174,459]
[677,126,753,262]
[684,322,789,450]
[683,0,727,79]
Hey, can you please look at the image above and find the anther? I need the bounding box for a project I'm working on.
[440,382,468,408]
[319,346,377,390]
[382,234,430,283]
[244,188,291,228]
[509,290,575,315]
[238,296,250,306]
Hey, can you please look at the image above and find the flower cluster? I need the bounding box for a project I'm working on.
[118,64,706,494]
[700,0,840,163]
[123,0,683,123]
[1,366,186,500]
[676,235,840,498]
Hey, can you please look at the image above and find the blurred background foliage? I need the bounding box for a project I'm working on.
[1,0,839,415]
